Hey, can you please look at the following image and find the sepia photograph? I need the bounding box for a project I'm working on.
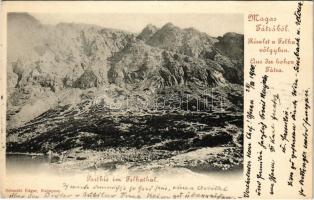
[6,12,244,176]
[1,1,313,198]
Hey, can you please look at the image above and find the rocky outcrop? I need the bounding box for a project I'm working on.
[214,33,244,84]
[108,41,226,91]
[7,13,136,127]
[7,13,136,91]
[73,69,99,89]
[146,23,217,58]
[137,24,158,41]
[215,32,244,60]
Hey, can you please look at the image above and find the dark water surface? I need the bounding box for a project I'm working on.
[6,153,56,175]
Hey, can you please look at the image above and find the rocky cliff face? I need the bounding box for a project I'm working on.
[146,23,217,59]
[7,13,244,128]
[7,13,244,171]
[8,13,135,91]
[214,32,244,84]
[7,13,136,127]
[137,24,158,41]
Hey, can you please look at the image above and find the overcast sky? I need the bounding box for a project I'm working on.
[31,13,243,37]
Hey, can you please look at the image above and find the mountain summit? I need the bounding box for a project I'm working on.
[137,24,158,41]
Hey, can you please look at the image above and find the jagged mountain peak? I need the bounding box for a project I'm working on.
[145,22,217,58]
[162,22,176,28]
[144,23,158,30]
[158,22,181,33]
[222,32,243,38]
[215,31,244,60]
[137,24,159,41]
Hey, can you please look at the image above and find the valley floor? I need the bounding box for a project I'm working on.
[7,109,243,173]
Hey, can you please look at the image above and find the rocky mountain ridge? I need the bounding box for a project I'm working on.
[7,13,243,128]
[7,13,244,171]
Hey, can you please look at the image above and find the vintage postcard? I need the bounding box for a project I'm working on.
[0,1,312,199]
